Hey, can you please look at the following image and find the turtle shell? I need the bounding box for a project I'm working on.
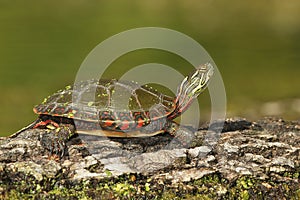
[34,79,176,135]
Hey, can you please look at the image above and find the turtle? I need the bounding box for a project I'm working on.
[13,63,214,156]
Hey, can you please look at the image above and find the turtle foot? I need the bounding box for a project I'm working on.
[166,126,196,149]
[40,124,76,158]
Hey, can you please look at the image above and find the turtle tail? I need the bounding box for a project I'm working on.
[168,63,214,120]
[9,119,41,138]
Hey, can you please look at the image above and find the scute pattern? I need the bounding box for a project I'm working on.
[34,79,176,132]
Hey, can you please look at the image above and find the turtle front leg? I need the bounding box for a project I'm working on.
[165,121,196,148]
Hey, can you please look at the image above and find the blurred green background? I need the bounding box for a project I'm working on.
[1,1,300,136]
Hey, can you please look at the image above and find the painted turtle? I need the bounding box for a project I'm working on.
[14,63,213,155]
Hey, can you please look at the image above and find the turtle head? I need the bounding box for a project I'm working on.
[168,63,214,120]
[183,63,214,98]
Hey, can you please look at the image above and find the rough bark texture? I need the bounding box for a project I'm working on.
[0,117,299,199]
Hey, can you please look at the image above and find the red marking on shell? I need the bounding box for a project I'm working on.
[120,120,130,130]
[99,111,117,130]
[104,120,114,127]
[33,119,59,129]
[137,118,144,128]
[132,111,150,129]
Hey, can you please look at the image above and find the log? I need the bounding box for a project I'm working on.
[0,117,299,199]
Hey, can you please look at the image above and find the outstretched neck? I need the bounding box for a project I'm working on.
[168,63,214,120]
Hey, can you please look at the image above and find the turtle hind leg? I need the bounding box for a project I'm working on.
[40,123,76,158]
[34,115,77,157]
